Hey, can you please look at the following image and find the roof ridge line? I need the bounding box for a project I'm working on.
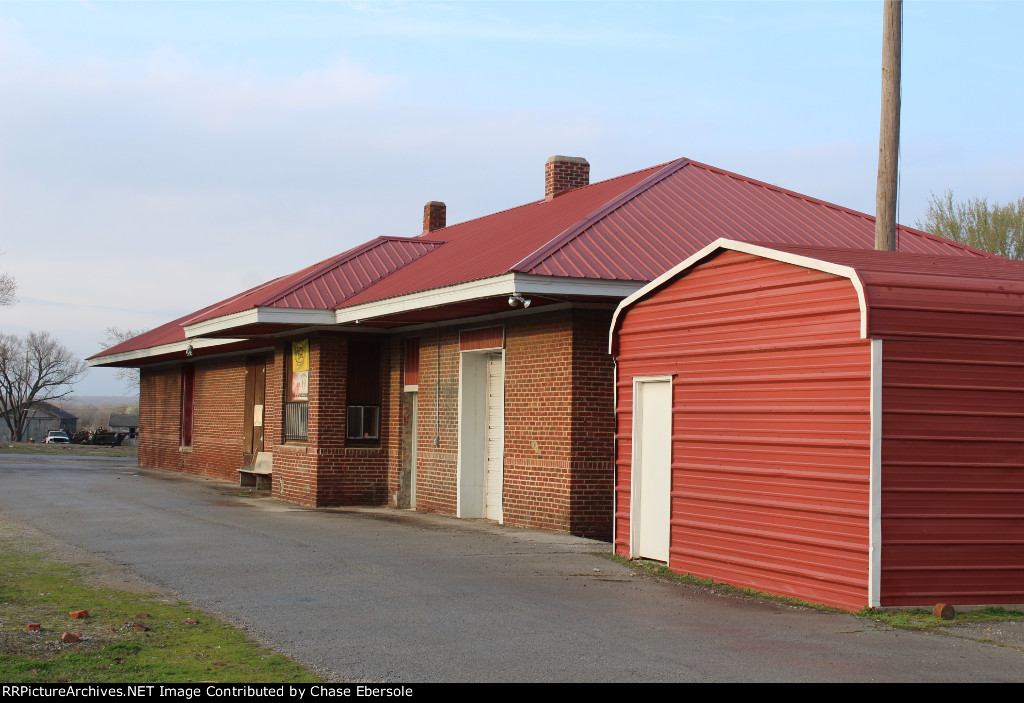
[321,239,448,309]
[684,159,995,259]
[510,158,690,273]
[177,276,292,328]
[177,239,398,327]
[261,236,445,311]
[421,160,674,237]
[260,237,399,308]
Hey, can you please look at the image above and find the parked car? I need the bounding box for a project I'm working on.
[44,430,70,444]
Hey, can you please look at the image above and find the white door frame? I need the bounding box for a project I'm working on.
[630,376,673,561]
[456,349,505,521]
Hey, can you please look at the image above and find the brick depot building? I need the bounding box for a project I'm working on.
[89,156,990,540]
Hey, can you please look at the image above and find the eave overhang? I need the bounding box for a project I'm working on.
[88,337,270,368]
[96,274,648,367]
[181,307,338,339]
[334,273,645,326]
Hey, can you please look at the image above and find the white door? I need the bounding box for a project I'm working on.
[485,353,504,522]
[633,379,672,562]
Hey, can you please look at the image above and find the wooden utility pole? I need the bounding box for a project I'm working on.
[875,0,902,251]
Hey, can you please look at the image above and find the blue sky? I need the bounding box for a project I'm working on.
[2,1,1022,395]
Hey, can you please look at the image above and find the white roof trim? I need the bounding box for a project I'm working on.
[609,238,869,354]
[88,337,252,367]
[183,307,337,338]
[108,273,647,366]
[334,273,644,325]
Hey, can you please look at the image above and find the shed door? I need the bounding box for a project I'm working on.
[633,379,672,562]
[485,353,504,522]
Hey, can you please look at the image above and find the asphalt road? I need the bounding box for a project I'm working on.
[1,453,1021,682]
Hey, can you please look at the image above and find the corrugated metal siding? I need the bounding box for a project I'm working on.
[880,337,1024,606]
[459,326,504,352]
[615,250,871,610]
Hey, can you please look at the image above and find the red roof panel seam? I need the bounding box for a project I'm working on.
[511,159,684,273]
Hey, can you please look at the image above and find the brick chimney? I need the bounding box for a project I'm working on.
[423,201,446,233]
[545,155,590,199]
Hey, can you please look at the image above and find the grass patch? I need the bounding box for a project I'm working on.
[857,606,1024,630]
[0,532,320,683]
[0,442,138,458]
[602,553,1024,629]
[597,553,841,612]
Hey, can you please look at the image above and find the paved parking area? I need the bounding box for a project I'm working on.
[1,453,1021,682]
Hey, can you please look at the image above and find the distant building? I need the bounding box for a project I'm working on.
[0,401,78,442]
[108,413,140,446]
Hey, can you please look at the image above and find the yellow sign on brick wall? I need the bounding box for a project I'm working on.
[292,339,309,372]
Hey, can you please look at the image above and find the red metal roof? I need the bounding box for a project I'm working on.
[92,157,996,363]
[614,240,1024,352]
[757,243,1024,340]
[185,236,443,325]
[340,158,989,308]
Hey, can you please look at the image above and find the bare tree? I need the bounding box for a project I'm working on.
[0,252,16,307]
[0,331,87,441]
[917,190,1024,260]
[101,326,147,394]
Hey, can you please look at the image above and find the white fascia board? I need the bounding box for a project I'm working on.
[334,273,643,325]
[609,238,870,353]
[183,307,337,338]
[335,275,518,325]
[87,337,250,367]
[513,274,645,299]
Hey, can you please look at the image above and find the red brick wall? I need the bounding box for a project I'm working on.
[569,309,616,540]
[270,332,395,507]
[503,311,575,532]
[138,358,252,482]
[137,308,618,540]
[408,308,615,539]
[412,326,461,515]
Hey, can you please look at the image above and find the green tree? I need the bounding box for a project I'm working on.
[916,190,1024,259]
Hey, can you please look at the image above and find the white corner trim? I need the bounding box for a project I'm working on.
[868,338,883,608]
[183,307,336,338]
[87,336,252,367]
[609,238,871,354]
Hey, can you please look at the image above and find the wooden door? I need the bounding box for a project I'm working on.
[242,357,267,466]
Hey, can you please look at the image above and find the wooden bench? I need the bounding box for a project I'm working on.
[239,451,273,490]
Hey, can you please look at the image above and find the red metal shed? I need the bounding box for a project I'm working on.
[609,239,1024,611]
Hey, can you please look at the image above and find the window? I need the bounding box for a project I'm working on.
[347,405,380,440]
[285,339,309,442]
[181,363,195,447]
[346,338,382,444]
